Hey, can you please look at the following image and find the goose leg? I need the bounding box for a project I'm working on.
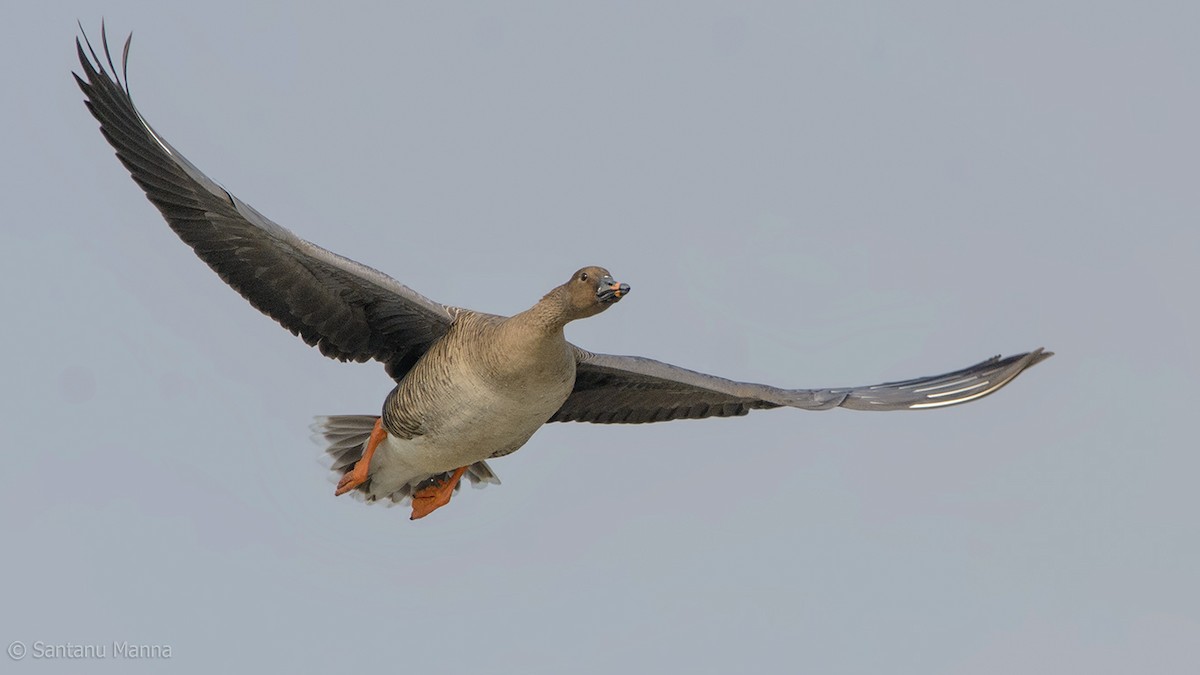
[410,466,469,520]
[335,417,387,496]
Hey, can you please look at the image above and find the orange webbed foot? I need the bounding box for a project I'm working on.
[335,466,369,496]
[334,417,387,497]
[410,466,468,520]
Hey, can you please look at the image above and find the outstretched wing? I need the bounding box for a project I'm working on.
[74,25,457,381]
[550,348,1052,424]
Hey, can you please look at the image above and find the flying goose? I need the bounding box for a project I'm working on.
[74,27,1051,520]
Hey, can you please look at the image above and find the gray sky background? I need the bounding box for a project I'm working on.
[3,2,1197,673]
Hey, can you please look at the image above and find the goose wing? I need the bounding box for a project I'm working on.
[550,348,1052,424]
[74,26,456,381]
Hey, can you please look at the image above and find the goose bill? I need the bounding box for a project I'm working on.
[596,278,630,303]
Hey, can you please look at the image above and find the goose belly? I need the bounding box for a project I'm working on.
[387,373,570,474]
